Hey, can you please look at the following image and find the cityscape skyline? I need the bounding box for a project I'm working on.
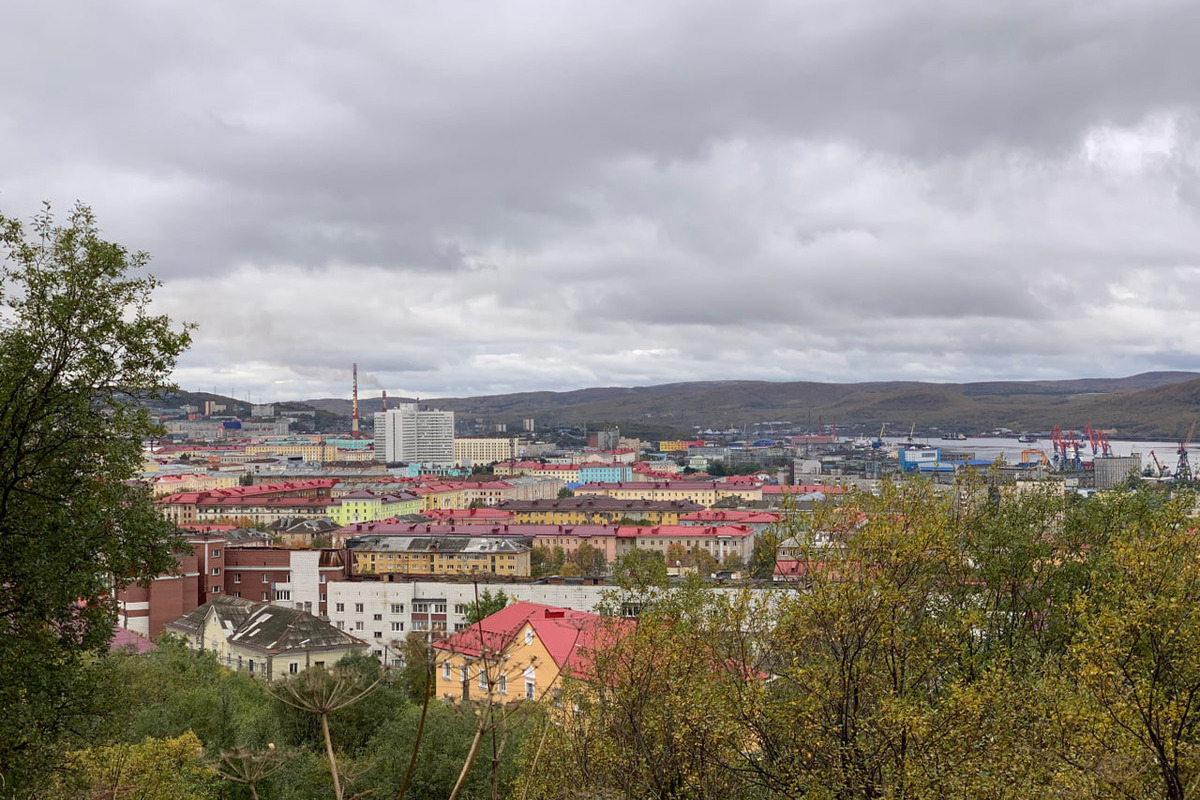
[5,1,1200,401]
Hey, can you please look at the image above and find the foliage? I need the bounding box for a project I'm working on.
[0,203,191,792]
[557,487,575,499]
[55,731,221,800]
[463,588,510,625]
[570,541,608,575]
[523,480,1200,800]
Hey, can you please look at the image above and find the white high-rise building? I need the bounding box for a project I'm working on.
[373,403,455,465]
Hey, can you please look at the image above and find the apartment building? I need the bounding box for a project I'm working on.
[349,535,532,578]
[454,437,520,467]
[496,497,703,526]
[373,404,455,465]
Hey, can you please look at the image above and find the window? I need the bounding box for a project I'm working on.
[525,680,535,699]
[374,631,382,639]
[412,620,429,631]
[454,622,467,632]
[319,574,326,583]
[413,602,429,613]
[233,573,241,584]
[234,591,241,598]
[391,622,403,632]
[211,567,220,576]
[211,586,220,594]
[261,592,269,601]
[276,590,290,601]
[336,602,345,612]
[320,593,326,602]
[354,621,363,630]
[262,573,269,583]
[454,604,465,614]
[432,621,447,632]
[248,659,255,674]
[443,662,452,680]
[479,669,487,689]
[336,621,344,630]
[373,613,382,621]
[355,603,364,613]
[289,662,298,674]
[498,674,507,694]
[434,603,447,613]
[525,628,534,645]
[461,666,468,684]
[211,549,221,558]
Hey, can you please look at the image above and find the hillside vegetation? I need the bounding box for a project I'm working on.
[300,372,1200,438]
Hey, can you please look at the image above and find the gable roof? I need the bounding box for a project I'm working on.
[432,601,595,659]
[165,595,366,656]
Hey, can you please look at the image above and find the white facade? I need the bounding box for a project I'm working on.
[373,404,455,465]
[325,580,616,664]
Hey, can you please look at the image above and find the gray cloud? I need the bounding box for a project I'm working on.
[3,1,1200,400]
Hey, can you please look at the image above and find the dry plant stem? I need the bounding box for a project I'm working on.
[397,664,433,800]
[448,724,486,800]
[519,717,551,800]
[322,712,343,800]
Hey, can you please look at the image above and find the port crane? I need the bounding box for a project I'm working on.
[872,423,886,449]
[1150,450,1168,478]
[1177,421,1196,480]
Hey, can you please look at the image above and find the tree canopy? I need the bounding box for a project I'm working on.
[0,203,191,792]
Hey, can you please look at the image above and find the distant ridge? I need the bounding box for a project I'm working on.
[294,372,1200,439]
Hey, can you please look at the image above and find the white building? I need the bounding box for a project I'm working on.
[373,404,455,465]
[454,437,520,467]
[325,581,616,665]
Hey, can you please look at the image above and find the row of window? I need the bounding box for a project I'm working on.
[440,662,536,698]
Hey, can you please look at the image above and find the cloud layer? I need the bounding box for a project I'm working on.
[3,1,1199,400]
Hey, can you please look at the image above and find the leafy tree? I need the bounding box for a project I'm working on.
[0,203,191,792]
[56,731,221,800]
[1067,488,1200,800]
[557,487,574,499]
[463,588,510,625]
[570,541,607,575]
[665,542,689,567]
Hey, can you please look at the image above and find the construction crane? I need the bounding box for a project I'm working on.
[1085,424,1100,456]
[872,423,886,449]
[1177,421,1196,480]
[1150,450,1167,478]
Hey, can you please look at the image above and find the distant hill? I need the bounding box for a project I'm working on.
[295,371,1200,439]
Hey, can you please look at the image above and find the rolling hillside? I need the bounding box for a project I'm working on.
[296,371,1200,439]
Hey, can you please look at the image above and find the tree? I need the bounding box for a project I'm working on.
[463,588,510,625]
[557,487,574,499]
[570,541,607,575]
[0,203,191,792]
[60,731,222,800]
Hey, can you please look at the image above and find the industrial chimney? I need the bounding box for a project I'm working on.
[351,363,360,439]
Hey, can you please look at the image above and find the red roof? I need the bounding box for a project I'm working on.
[432,601,627,677]
[425,508,515,521]
[432,601,592,658]
[763,484,848,495]
[679,510,781,524]
[157,478,339,505]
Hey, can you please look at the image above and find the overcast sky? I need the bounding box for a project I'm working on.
[3,1,1200,401]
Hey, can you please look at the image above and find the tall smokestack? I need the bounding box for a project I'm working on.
[381,389,387,412]
[351,363,360,439]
